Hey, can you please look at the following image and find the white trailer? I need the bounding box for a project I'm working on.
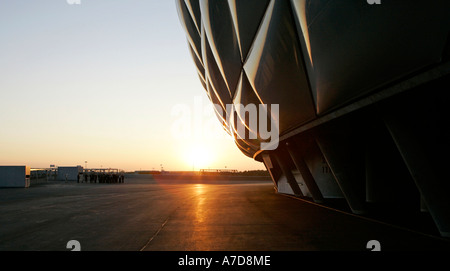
[57,166,83,181]
[0,166,31,188]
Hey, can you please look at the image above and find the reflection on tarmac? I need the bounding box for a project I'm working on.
[0,174,449,251]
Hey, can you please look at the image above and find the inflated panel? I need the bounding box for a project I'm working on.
[243,0,316,135]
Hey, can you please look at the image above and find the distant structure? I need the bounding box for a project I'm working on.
[57,166,83,182]
[199,168,238,174]
[135,170,163,175]
[0,166,31,188]
[177,0,450,236]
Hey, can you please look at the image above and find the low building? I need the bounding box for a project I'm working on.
[0,166,31,188]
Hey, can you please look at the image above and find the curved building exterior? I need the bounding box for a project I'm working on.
[176,0,450,237]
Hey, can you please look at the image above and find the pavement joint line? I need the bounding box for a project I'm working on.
[139,190,200,251]
[139,217,170,251]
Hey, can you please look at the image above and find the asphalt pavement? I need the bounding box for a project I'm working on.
[0,174,449,251]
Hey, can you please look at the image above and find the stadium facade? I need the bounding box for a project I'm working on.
[176,0,450,237]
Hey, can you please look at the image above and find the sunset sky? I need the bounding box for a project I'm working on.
[0,0,265,172]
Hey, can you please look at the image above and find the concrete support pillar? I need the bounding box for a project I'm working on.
[273,151,304,197]
[364,119,419,210]
[285,141,324,203]
[380,75,450,237]
[383,104,450,237]
[261,153,280,189]
[315,125,366,215]
[301,140,343,199]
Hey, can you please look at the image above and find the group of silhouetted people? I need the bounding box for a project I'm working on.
[77,172,125,184]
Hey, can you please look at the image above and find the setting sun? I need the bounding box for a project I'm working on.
[185,144,214,171]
